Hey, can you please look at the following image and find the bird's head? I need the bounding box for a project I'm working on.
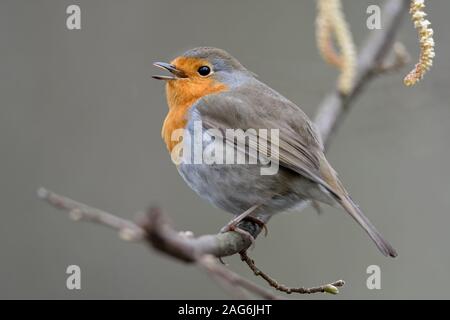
[153,47,251,109]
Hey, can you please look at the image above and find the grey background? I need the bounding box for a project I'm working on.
[1,0,449,299]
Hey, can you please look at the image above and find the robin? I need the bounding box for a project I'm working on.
[153,47,397,257]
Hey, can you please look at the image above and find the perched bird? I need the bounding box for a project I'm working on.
[153,47,397,257]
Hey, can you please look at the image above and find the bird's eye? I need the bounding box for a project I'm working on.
[197,66,211,76]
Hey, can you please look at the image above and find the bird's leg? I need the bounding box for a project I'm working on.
[220,205,260,248]
[311,200,323,215]
[220,204,260,233]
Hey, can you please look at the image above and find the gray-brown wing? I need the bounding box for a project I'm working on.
[191,86,339,198]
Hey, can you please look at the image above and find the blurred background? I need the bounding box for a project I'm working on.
[1,0,449,299]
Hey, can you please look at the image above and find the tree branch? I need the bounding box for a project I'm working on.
[240,251,345,294]
[38,188,280,299]
[315,0,409,145]
[37,0,409,298]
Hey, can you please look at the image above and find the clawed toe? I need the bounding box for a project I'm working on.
[230,225,256,250]
[242,216,269,237]
[219,205,264,249]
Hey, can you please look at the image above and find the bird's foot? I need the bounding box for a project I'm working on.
[221,222,256,250]
[220,205,267,249]
[220,205,259,234]
[242,216,269,237]
[220,205,259,249]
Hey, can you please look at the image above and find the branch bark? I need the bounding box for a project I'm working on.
[38,0,409,298]
[315,0,410,145]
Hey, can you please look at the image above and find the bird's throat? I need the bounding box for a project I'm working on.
[162,79,227,152]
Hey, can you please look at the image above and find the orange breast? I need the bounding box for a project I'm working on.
[162,78,227,152]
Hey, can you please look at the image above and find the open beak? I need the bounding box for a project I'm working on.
[152,62,187,80]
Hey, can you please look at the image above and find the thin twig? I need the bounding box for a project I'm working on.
[240,251,344,295]
[37,187,144,241]
[376,42,410,74]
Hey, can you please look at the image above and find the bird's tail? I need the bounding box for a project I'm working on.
[318,156,397,257]
[338,195,397,257]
